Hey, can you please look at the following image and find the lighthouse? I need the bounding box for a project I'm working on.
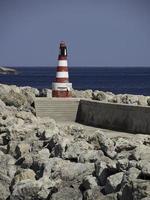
[52,42,72,97]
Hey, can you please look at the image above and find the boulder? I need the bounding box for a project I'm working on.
[12,169,36,187]
[127,167,141,180]
[120,179,150,200]
[0,182,10,200]
[97,130,117,159]
[105,172,124,194]
[83,188,118,200]
[20,86,40,97]
[120,94,139,105]
[137,160,150,179]
[81,175,98,190]
[63,140,93,161]
[10,179,50,200]
[138,95,148,106]
[131,145,150,161]
[44,158,95,184]
[0,153,16,179]
[15,143,31,158]
[51,187,82,200]
[92,91,107,102]
[116,158,129,171]
[115,137,137,153]
[0,90,27,108]
[72,89,93,99]
[78,150,104,163]
[95,161,109,186]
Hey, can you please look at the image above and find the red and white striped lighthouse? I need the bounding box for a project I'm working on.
[52,41,72,97]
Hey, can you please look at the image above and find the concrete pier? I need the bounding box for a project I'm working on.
[35,98,150,135]
[35,97,80,121]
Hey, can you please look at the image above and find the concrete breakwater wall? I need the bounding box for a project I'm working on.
[76,100,150,134]
[35,98,150,134]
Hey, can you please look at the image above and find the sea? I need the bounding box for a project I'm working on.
[0,66,150,96]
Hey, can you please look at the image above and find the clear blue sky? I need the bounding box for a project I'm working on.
[0,0,150,67]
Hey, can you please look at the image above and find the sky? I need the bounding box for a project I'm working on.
[0,0,150,67]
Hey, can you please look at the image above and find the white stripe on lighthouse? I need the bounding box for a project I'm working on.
[56,71,69,78]
[58,60,68,67]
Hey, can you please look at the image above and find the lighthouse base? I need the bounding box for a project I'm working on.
[52,82,72,98]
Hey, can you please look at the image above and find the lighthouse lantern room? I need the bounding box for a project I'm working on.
[52,42,72,97]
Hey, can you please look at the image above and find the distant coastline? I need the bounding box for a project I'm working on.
[0,66,18,75]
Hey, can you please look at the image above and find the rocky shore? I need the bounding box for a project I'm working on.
[0,83,150,200]
[0,67,17,75]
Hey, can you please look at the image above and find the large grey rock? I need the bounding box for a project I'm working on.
[78,150,104,163]
[44,158,95,184]
[0,153,16,179]
[120,94,139,105]
[81,175,98,190]
[0,99,6,113]
[127,167,141,180]
[115,137,137,153]
[105,172,124,194]
[63,140,93,161]
[51,187,82,200]
[92,91,108,102]
[97,130,117,159]
[10,179,50,200]
[116,158,129,171]
[138,95,148,106]
[137,160,150,179]
[72,89,93,99]
[48,134,73,158]
[131,145,150,161]
[0,182,10,200]
[20,86,40,97]
[120,179,150,200]
[1,90,27,108]
[95,161,109,186]
[15,143,31,159]
[12,169,36,189]
[83,188,118,200]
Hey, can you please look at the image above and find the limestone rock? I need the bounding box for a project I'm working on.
[95,161,109,186]
[78,150,104,163]
[1,90,27,108]
[97,130,117,159]
[10,179,49,200]
[15,143,31,158]
[63,140,93,161]
[120,179,150,200]
[121,94,139,105]
[51,187,82,200]
[72,89,93,99]
[115,137,137,153]
[12,169,36,187]
[44,158,95,183]
[127,167,141,180]
[137,160,150,179]
[131,145,150,161]
[92,91,107,101]
[0,182,10,200]
[138,95,148,106]
[81,175,98,190]
[20,86,40,97]
[116,158,129,171]
[83,188,118,200]
[105,172,124,194]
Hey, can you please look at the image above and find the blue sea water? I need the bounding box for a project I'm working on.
[0,67,150,95]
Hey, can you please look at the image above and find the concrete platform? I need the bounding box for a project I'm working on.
[34,97,80,121]
[35,97,150,135]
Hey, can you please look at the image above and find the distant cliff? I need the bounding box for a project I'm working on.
[0,66,17,74]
